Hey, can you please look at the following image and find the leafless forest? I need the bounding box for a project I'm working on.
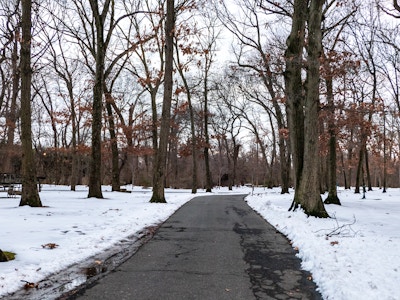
[1,1,400,206]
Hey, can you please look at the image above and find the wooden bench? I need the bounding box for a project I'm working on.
[7,186,16,198]
[0,173,21,197]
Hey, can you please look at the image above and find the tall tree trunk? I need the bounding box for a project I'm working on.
[69,85,78,191]
[324,128,341,204]
[232,144,240,188]
[224,138,232,190]
[150,90,158,154]
[105,93,120,191]
[284,0,307,190]
[355,139,365,194]
[19,0,42,207]
[150,0,174,203]
[7,28,19,147]
[203,109,212,191]
[347,129,354,189]
[365,148,372,191]
[167,113,179,188]
[382,113,387,192]
[175,43,197,194]
[340,152,348,189]
[87,0,107,198]
[324,72,341,205]
[203,70,212,192]
[286,0,329,217]
[188,94,198,194]
[262,65,290,193]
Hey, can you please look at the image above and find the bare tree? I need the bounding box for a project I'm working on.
[0,1,21,173]
[216,0,291,194]
[53,0,150,196]
[197,6,221,192]
[216,70,277,188]
[285,0,328,217]
[19,0,42,207]
[174,42,199,193]
[150,0,175,203]
[321,1,359,204]
[46,25,82,190]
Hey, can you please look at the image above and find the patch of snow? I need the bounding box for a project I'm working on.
[246,187,400,300]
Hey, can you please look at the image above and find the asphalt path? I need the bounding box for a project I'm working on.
[71,194,321,300]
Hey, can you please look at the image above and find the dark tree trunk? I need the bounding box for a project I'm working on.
[105,94,120,191]
[266,75,290,193]
[150,0,174,203]
[365,148,372,191]
[203,71,212,192]
[69,84,78,191]
[347,129,354,189]
[188,95,198,194]
[340,152,348,189]
[203,116,212,192]
[87,0,107,199]
[284,0,307,190]
[324,71,341,205]
[286,0,329,217]
[151,91,158,156]
[167,113,179,188]
[224,138,232,191]
[19,0,42,207]
[325,129,341,204]
[175,42,197,194]
[232,144,240,188]
[355,143,365,194]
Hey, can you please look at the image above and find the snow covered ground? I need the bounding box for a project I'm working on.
[246,187,400,300]
[0,185,399,299]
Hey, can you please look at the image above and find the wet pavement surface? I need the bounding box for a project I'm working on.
[65,194,322,299]
[2,226,158,300]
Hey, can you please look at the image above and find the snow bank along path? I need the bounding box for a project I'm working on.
[246,187,400,300]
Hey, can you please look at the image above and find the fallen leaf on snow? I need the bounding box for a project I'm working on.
[41,243,59,249]
[22,280,39,289]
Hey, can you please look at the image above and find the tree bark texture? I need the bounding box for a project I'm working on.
[150,0,175,203]
[105,92,120,191]
[19,0,42,207]
[286,0,329,217]
[69,84,78,191]
[88,0,108,198]
[355,141,365,194]
[324,73,341,205]
[284,0,307,190]
[296,0,328,217]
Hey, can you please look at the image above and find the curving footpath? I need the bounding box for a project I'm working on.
[69,194,322,300]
